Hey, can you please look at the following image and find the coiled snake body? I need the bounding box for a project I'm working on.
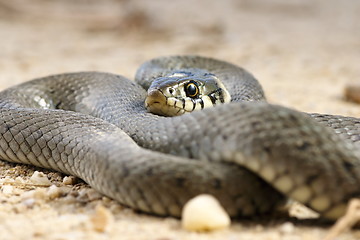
[1,55,360,220]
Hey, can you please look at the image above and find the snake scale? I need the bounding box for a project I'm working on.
[1,55,360,220]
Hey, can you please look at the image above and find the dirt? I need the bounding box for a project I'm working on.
[0,0,360,239]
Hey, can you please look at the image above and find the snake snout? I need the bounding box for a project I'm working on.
[145,88,185,116]
[145,89,168,115]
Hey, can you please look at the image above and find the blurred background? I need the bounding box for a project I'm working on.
[0,0,359,112]
[0,1,360,239]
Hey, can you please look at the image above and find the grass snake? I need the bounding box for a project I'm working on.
[1,55,360,220]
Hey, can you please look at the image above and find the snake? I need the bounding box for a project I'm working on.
[1,55,360,221]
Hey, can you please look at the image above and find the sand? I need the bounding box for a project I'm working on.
[0,0,360,239]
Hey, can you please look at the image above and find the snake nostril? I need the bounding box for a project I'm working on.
[169,88,174,95]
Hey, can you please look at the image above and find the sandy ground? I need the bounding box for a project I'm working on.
[0,0,360,239]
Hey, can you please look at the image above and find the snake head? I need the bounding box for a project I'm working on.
[145,69,231,117]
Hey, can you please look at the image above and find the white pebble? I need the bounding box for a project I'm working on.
[181,194,231,231]
[63,176,76,185]
[29,171,52,186]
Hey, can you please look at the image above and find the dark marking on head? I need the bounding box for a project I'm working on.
[191,98,196,111]
[218,89,225,103]
[199,98,204,109]
[176,108,182,114]
[208,88,224,104]
[209,95,216,105]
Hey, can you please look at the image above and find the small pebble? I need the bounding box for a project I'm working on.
[279,222,295,234]
[90,204,114,232]
[63,176,77,185]
[181,194,230,231]
[29,171,52,186]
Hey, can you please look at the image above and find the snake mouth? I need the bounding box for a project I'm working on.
[145,89,185,116]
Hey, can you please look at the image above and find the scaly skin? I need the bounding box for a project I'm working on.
[0,56,360,220]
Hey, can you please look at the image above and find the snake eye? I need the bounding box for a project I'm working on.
[185,81,199,98]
